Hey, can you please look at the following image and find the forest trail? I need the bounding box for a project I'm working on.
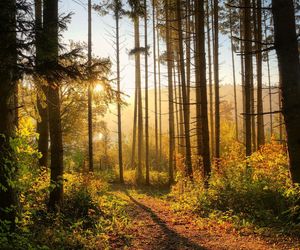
[111,186,300,250]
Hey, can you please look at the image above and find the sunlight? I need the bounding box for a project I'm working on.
[94,83,104,93]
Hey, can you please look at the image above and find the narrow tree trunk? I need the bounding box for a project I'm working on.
[152,1,159,170]
[213,0,220,162]
[176,57,185,156]
[134,14,143,184]
[166,0,175,184]
[272,0,300,183]
[144,0,150,185]
[88,0,94,172]
[131,87,137,168]
[44,0,64,210]
[0,0,18,227]
[157,28,163,166]
[206,0,214,157]
[176,0,193,178]
[254,0,265,148]
[195,0,211,181]
[115,6,123,183]
[243,0,252,157]
[36,0,49,168]
[229,7,239,141]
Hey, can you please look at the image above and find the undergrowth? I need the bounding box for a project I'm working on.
[0,173,131,249]
[171,141,300,236]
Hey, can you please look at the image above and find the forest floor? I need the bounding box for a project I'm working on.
[109,184,300,250]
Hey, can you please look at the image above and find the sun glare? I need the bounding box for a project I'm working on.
[94,84,104,93]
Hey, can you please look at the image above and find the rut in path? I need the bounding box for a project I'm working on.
[117,187,300,250]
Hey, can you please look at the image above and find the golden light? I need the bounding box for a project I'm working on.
[94,83,104,93]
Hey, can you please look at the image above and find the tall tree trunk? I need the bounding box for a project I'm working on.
[144,0,150,185]
[152,1,159,170]
[176,57,185,156]
[243,0,252,157]
[255,0,265,147]
[88,0,94,172]
[115,5,123,183]
[174,66,180,152]
[213,0,220,162]
[44,0,64,210]
[207,0,214,157]
[0,0,18,228]
[36,0,49,168]
[134,14,143,184]
[250,57,256,151]
[176,0,193,178]
[229,6,239,141]
[195,0,211,181]
[157,29,163,167]
[272,0,300,183]
[131,87,137,168]
[166,0,175,184]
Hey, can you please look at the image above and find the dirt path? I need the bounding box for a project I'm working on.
[115,188,300,250]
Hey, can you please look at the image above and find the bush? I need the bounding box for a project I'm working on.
[171,142,300,234]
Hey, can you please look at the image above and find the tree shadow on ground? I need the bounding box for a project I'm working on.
[123,189,207,250]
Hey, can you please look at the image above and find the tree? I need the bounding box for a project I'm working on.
[166,0,175,184]
[35,0,49,168]
[88,0,94,172]
[243,0,252,157]
[144,0,150,185]
[44,0,64,210]
[0,0,18,228]
[213,0,220,162]
[115,0,124,183]
[272,0,300,183]
[255,0,265,147]
[195,0,211,182]
[176,0,193,179]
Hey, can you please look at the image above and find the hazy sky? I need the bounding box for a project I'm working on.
[60,0,279,98]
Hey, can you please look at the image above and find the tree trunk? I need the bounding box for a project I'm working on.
[255,0,265,147]
[0,0,18,228]
[243,0,252,157]
[44,0,64,210]
[195,0,211,181]
[229,7,239,141]
[166,0,175,184]
[144,0,150,185]
[213,0,220,162]
[88,0,94,172]
[272,0,300,183]
[176,0,193,178]
[115,6,123,183]
[134,14,143,184]
[152,1,159,170]
[206,0,214,157]
[35,0,49,168]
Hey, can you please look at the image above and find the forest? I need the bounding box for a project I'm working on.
[0,0,300,249]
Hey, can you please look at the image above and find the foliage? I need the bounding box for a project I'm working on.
[0,122,132,249]
[171,141,300,235]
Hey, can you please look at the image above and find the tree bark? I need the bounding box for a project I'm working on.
[176,0,193,179]
[144,0,150,185]
[272,0,300,183]
[115,3,123,183]
[213,0,220,162]
[243,0,252,157]
[166,0,175,184]
[88,0,94,172]
[195,0,211,181]
[0,0,18,228]
[35,0,49,168]
[44,0,64,210]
